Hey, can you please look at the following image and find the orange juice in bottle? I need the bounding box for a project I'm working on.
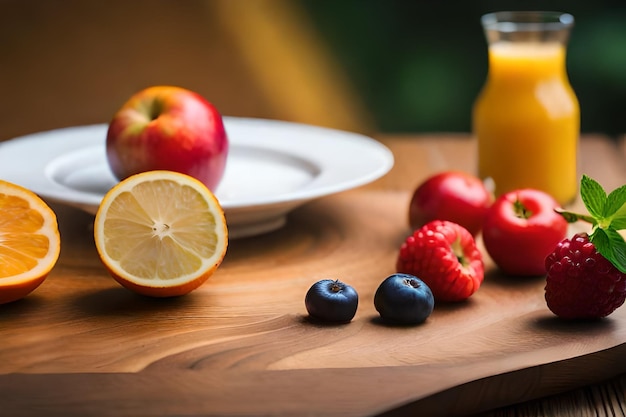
[473,11,579,206]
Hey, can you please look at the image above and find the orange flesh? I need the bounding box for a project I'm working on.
[0,193,50,279]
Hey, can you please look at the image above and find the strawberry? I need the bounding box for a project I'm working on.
[548,175,626,319]
[545,233,626,319]
[396,220,484,302]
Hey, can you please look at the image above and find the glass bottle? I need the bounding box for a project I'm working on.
[472,11,579,206]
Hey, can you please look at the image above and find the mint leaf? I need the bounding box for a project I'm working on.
[590,228,610,259]
[580,175,607,219]
[603,183,626,230]
[604,184,626,215]
[560,175,626,273]
[609,202,626,230]
[610,235,626,274]
[590,227,626,273]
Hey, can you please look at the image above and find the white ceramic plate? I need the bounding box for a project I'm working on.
[0,118,393,238]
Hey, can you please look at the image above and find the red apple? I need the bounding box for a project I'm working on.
[482,189,568,276]
[408,171,493,236]
[106,86,228,191]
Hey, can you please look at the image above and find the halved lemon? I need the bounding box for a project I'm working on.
[94,170,228,297]
[0,180,61,304]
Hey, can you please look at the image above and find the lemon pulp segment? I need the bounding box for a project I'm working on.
[102,179,220,281]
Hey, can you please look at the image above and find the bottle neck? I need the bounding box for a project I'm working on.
[487,42,569,86]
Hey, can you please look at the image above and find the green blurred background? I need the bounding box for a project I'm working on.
[300,0,626,136]
[1,0,624,141]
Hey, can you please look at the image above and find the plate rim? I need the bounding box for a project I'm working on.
[0,117,394,214]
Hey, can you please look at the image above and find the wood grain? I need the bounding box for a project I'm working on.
[1,136,625,416]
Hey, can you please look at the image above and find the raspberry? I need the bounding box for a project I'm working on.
[396,220,484,302]
[545,233,626,319]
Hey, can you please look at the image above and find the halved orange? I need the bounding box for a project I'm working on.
[0,180,61,304]
[94,170,228,297]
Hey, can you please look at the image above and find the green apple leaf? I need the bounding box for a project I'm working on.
[580,174,606,219]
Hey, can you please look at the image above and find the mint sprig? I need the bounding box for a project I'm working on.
[557,175,626,273]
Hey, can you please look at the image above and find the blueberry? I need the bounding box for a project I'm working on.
[305,279,358,323]
[374,273,434,324]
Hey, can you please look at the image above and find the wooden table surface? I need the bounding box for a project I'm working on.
[1,133,626,416]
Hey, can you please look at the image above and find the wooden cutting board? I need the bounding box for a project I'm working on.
[1,189,625,417]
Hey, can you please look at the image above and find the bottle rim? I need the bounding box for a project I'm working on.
[481,11,574,32]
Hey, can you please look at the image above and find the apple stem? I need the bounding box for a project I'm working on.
[513,198,532,219]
